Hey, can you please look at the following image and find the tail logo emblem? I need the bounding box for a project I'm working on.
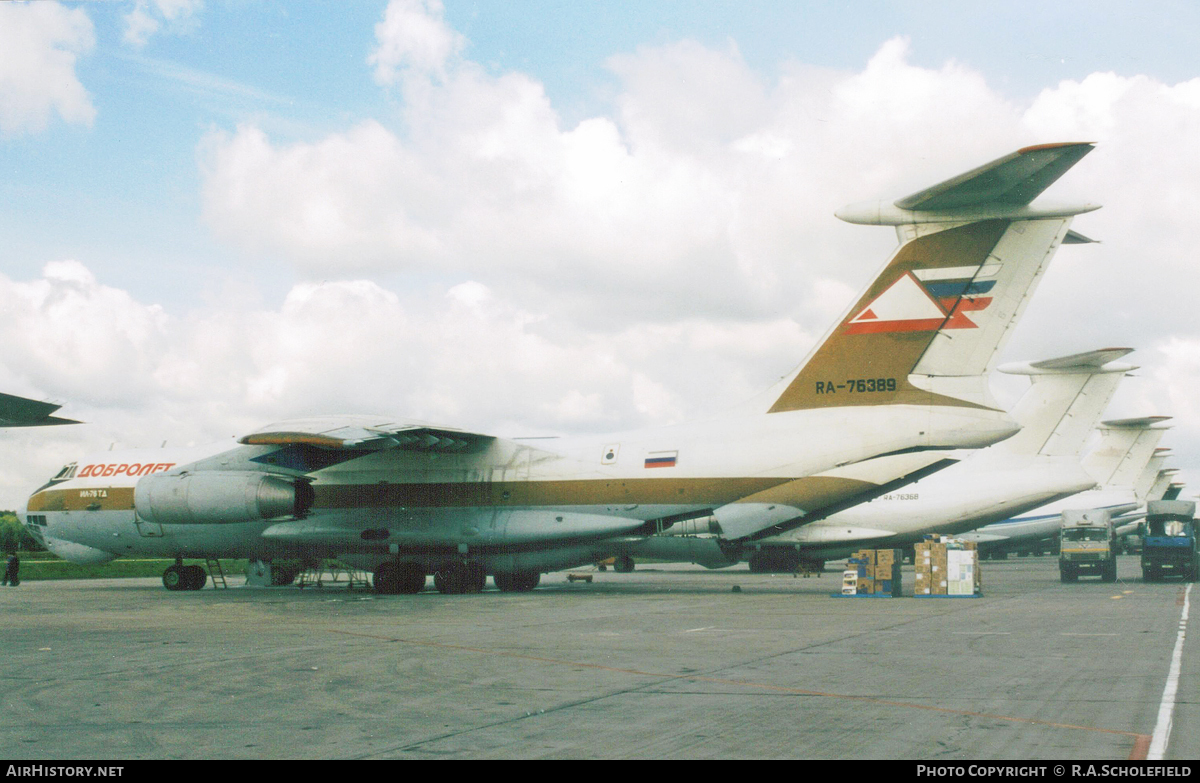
[845,264,999,334]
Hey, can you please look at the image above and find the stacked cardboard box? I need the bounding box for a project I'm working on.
[844,549,903,596]
[873,548,902,596]
[914,536,980,597]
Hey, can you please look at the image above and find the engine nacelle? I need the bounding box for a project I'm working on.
[135,471,312,525]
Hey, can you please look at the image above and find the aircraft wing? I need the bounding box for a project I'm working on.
[0,392,80,427]
[239,416,494,454]
[894,142,1095,211]
[959,532,1010,544]
[714,451,960,541]
[1114,517,1147,536]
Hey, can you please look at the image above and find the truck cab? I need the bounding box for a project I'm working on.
[1141,500,1199,582]
[1059,509,1117,583]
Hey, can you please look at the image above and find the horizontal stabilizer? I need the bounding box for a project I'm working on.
[894,142,1095,211]
[999,347,1134,375]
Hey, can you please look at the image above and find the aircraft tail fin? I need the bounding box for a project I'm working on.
[1135,450,1172,502]
[992,348,1133,457]
[1144,466,1177,503]
[1081,417,1171,490]
[768,142,1097,414]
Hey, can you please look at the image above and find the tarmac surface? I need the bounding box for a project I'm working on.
[0,555,1194,760]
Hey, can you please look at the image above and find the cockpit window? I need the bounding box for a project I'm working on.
[50,463,77,481]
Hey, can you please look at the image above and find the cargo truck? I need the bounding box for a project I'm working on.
[1140,500,1198,582]
[1059,509,1118,582]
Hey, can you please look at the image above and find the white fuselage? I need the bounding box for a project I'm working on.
[751,451,1097,560]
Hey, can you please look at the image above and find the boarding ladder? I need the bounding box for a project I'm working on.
[205,558,229,589]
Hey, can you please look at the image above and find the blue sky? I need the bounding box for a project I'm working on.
[3,0,1200,506]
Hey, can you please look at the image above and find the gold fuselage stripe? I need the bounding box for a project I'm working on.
[26,475,875,513]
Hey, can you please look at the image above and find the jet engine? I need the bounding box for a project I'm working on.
[134,471,313,525]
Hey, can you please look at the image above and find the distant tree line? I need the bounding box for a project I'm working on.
[1,511,45,552]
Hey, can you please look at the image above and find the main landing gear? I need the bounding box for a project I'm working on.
[162,559,207,591]
[372,561,543,594]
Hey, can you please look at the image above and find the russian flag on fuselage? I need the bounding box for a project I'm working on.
[844,264,998,334]
[644,451,678,468]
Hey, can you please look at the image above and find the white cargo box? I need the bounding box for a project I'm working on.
[948,579,974,596]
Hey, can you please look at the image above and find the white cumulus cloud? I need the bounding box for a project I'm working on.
[0,1,95,135]
[123,0,204,48]
[369,0,464,85]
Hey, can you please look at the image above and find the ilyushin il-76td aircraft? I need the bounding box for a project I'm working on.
[24,142,1099,594]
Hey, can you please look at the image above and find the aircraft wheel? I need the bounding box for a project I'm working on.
[397,563,427,594]
[373,562,401,594]
[465,563,486,593]
[494,571,540,592]
[271,563,300,586]
[186,565,208,590]
[433,563,466,594]
[613,555,635,573]
[162,565,186,591]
